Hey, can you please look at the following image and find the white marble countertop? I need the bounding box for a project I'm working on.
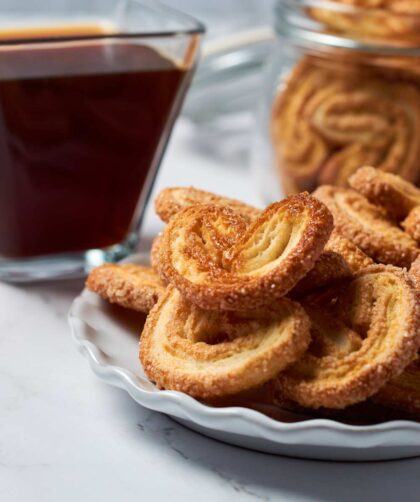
[1,121,419,502]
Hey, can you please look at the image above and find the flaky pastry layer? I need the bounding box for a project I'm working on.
[271,58,420,193]
[349,166,420,220]
[86,263,165,313]
[156,194,333,310]
[410,255,420,291]
[314,185,419,267]
[156,186,363,295]
[155,186,260,224]
[403,206,420,243]
[324,230,374,273]
[275,265,420,409]
[291,250,351,296]
[309,0,420,42]
[373,359,420,417]
[140,286,311,398]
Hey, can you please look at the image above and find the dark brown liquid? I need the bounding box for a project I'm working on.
[0,27,190,257]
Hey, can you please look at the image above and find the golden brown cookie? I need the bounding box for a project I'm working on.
[86,263,166,313]
[271,58,420,193]
[409,255,420,290]
[309,0,420,43]
[313,185,419,267]
[140,286,311,399]
[402,206,420,243]
[292,231,374,295]
[291,230,375,295]
[349,166,420,220]
[156,194,333,310]
[373,359,420,418]
[275,265,420,409]
[324,230,375,273]
[155,186,260,224]
[291,250,352,296]
[150,234,163,273]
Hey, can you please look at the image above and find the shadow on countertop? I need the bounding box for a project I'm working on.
[101,383,420,502]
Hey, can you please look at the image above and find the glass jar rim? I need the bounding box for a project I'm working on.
[274,0,420,56]
[281,0,420,17]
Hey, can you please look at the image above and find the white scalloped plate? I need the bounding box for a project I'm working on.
[69,253,420,461]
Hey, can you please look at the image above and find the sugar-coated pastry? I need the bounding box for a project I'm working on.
[309,0,420,42]
[156,194,333,310]
[86,263,166,313]
[275,266,420,409]
[373,359,420,418]
[155,186,260,224]
[403,206,420,243]
[314,185,419,267]
[409,255,420,291]
[140,286,311,398]
[271,58,420,193]
[349,166,420,220]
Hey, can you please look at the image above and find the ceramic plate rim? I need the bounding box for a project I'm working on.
[68,253,420,446]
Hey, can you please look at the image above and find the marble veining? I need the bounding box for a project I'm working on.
[134,410,271,500]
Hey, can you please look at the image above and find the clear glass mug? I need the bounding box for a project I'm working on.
[0,0,204,282]
[253,0,420,203]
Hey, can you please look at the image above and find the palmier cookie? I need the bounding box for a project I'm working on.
[291,231,374,295]
[140,286,311,399]
[271,58,420,193]
[86,263,166,313]
[313,185,419,267]
[324,230,374,273]
[275,265,420,409]
[150,234,163,273]
[402,206,420,243]
[349,166,420,220]
[155,186,348,295]
[291,250,351,296]
[309,0,420,42]
[156,193,333,310]
[410,255,420,291]
[155,186,260,224]
[154,187,368,297]
[372,360,420,417]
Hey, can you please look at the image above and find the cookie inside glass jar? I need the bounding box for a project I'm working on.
[262,0,420,196]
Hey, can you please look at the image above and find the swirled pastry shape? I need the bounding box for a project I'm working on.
[324,230,374,273]
[86,264,166,313]
[271,58,420,193]
[403,206,420,243]
[309,0,420,43]
[373,360,420,417]
[139,286,311,398]
[155,186,260,224]
[378,258,420,417]
[156,193,333,310]
[150,234,163,273]
[154,186,360,295]
[291,250,352,296]
[313,185,419,267]
[349,166,420,220]
[275,266,420,409]
[291,232,374,295]
[410,255,420,290]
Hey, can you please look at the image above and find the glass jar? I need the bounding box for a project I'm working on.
[254,0,420,202]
